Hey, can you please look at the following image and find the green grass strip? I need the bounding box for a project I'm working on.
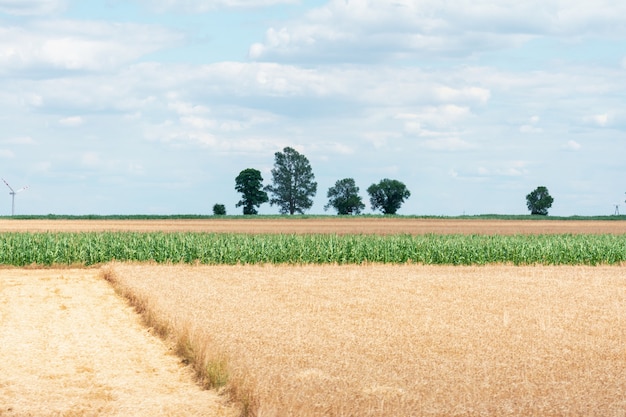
[0,232,625,266]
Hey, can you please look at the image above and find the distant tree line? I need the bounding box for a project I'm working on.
[217,146,557,216]
[226,146,410,216]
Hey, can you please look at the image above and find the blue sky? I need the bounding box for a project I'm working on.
[0,0,624,216]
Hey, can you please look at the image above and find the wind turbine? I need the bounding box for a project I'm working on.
[2,178,29,216]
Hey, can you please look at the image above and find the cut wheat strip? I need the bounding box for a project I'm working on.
[0,268,236,417]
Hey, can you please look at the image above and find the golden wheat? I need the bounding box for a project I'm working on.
[2,218,626,234]
[105,263,626,416]
[0,268,237,417]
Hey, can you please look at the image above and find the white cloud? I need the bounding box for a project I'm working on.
[137,0,296,12]
[309,141,355,156]
[144,97,285,150]
[520,125,542,133]
[22,93,44,108]
[427,105,471,123]
[433,87,490,104]
[362,131,400,149]
[594,114,609,126]
[248,43,263,60]
[520,115,543,133]
[58,116,83,127]
[0,20,182,74]
[80,152,100,167]
[128,162,145,176]
[475,161,529,177]
[156,129,219,148]
[2,136,35,145]
[564,140,582,151]
[584,113,610,127]
[0,0,66,15]
[399,105,471,137]
[16,61,492,122]
[11,58,619,182]
[420,137,475,151]
[499,167,527,177]
[0,149,15,158]
[33,161,52,173]
[4,57,621,171]
[326,142,354,155]
[249,0,626,63]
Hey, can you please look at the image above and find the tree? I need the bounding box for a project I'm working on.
[324,178,365,215]
[235,168,269,215]
[367,179,411,215]
[212,203,226,215]
[265,147,317,215]
[526,186,554,215]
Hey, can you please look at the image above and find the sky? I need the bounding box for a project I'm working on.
[0,0,625,216]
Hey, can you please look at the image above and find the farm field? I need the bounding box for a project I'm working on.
[1,218,625,416]
[0,268,237,417]
[105,263,626,417]
[2,232,625,266]
[1,217,626,234]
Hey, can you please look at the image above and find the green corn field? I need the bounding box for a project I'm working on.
[0,232,624,266]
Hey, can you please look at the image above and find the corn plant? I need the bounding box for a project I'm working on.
[0,232,625,266]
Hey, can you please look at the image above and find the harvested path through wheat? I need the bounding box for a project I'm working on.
[0,269,235,417]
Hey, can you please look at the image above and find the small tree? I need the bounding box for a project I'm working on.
[265,146,317,215]
[324,178,365,215]
[235,168,269,215]
[367,179,411,215]
[212,203,226,216]
[526,186,553,215]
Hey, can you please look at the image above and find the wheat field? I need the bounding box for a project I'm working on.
[0,268,237,417]
[105,263,626,417]
[3,218,625,415]
[1,217,626,234]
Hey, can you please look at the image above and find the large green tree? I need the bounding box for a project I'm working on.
[265,147,317,215]
[526,186,554,215]
[235,168,269,215]
[324,178,365,215]
[367,179,411,215]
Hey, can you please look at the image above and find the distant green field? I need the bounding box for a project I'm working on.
[2,213,626,221]
[1,232,624,266]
